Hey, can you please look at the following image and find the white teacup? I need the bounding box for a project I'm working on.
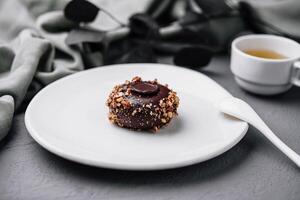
[231,34,300,95]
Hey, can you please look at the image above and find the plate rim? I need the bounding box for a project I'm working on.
[25,63,248,170]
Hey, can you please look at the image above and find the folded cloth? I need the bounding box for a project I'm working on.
[239,0,300,41]
[0,0,83,140]
[0,27,84,139]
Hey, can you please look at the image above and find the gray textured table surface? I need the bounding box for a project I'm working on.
[0,55,299,200]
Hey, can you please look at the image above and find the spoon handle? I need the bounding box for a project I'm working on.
[253,119,300,168]
[219,97,300,167]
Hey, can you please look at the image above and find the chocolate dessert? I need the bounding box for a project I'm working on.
[106,76,179,131]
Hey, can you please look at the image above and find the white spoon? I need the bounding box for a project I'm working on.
[219,97,300,168]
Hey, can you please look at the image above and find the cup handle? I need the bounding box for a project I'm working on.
[292,61,300,86]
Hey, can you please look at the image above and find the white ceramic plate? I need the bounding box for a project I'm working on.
[25,64,248,170]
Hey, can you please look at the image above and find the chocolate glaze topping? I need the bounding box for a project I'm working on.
[131,82,159,95]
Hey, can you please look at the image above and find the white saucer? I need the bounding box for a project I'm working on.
[25,64,248,170]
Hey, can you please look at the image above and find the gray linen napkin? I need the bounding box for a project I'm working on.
[0,0,82,140]
[239,0,300,41]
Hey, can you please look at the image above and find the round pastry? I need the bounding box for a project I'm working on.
[106,76,179,131]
